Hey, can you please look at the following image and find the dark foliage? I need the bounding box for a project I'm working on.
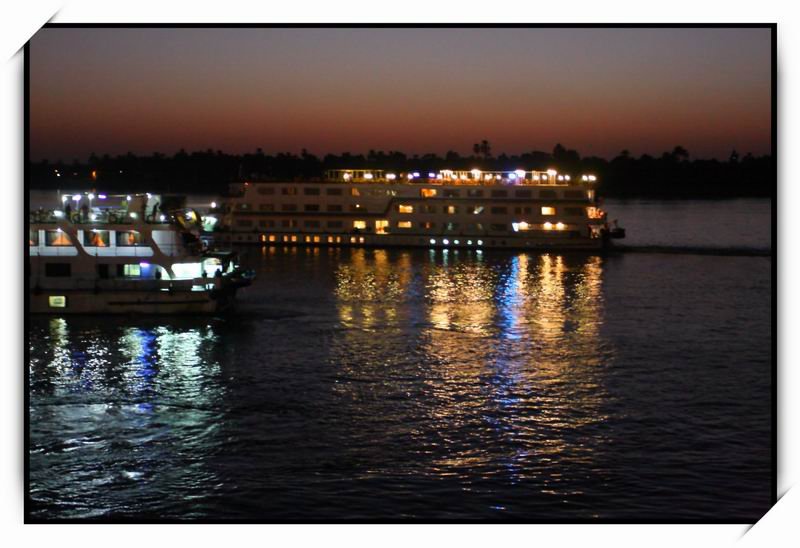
[30,144,773,199]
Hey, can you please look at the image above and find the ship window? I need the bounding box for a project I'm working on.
[467,189,483,197]
[397,221,412,228]
[419,222,435,229]
[491,190,508,198]
[281,187,298,195]
[44,263,71,277]
[490,206,508,214]
[326,188,343,196]
[467,206,484,215]
[304,204,320,212]
[420,188,437,198]
[304,187,320,195]
[327,204,343,212]
[117,264,141,277]
[564,190,585,199]
[29,229,39,246]
[541,206,556,216]
[445,222,459,231]
[48,296,67,308]
[259,204,275,212]
[83,229,110,247]
[490,224,507,231]
[539,190,557,199]
[304,220,321,228]
[515,189,533,198]
[236,219,254,228]
[375,220,389,234]
[327,220,343,228]
[257,186,276,195]
[446,205,457,214]
[351,188,361,197]
[281,204,298,212]
[44,230,71,246]
[353,220,367,230]
[398,204,414,214]
[444,189,460,197]
[116,230,142,246]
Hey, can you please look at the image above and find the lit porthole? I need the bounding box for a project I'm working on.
[442,239,450,245]
[429,239,436,245]
[477,240,483,246]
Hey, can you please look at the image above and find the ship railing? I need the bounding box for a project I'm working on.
[30,277,221,292]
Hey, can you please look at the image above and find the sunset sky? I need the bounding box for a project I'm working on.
[29,27,772,162]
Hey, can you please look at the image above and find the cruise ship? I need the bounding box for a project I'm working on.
[28,192,253,314]
[217,168,623,250]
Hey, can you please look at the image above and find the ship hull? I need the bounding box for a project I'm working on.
[217,231,606,251]
[29,287,237,315]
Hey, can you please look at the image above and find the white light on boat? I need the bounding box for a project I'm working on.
[588,175,597,181]
[56,173,61,177]
[430,239,436,245]
[443,239,449,245]
[386,173,396,180]
[72,195,81,201]
[98,194,107,199]
[139,262,150,267]
[129,212,138,219]
[565,175,571,181]
[508,173,517,180]
[126,195,132,201]
[515,169,526,178]
[159,214,166,222]
[87,193,95,200]
[556,222,566,230]
[211,201,217,208]
[428,172,436,178]
[467,240,473,245]
[61,195,69,202]
[477,240,483,246]
[53,210,64,218]
[495,175,501,180]
[437,174,443,179]
[364,173,373,180]
[146,193,152,199]
[547,169,557,176]
[460,174,468,180]
[582,175,588,181]
[471,169,481,178]
[557,175,564,181]
[454,240,460,245]
[56,227,62,232]
[543,222,553,230]
[413,172,420,177]
[343,173,351,180]
[90,214,97,221]
[533,175,540,181]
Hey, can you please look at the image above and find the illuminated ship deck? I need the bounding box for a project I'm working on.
[218,168,615,250]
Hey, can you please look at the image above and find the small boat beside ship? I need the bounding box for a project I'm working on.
[28,192,253,314]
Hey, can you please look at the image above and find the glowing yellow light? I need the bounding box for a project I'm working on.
[343,173,351,180]
[588,175,597,181]
[543,222,553,230]
[555,222,566,230]
[398,204,414,214]
[471,169,481,178]
[547,169,557,176]
[564,175,571,181]
[353,220,367,229]
[364,173,373,180]
[541,206,556,215]
[515,169,526,178]
[386,173,397,180]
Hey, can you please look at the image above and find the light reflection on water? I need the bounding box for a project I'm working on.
[28,246,771,520]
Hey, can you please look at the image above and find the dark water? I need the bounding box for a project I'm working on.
[28,199,773,521]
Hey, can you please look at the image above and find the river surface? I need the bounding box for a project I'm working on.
[27,199,773,521]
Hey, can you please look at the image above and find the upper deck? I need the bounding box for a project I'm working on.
[323,168,597,185]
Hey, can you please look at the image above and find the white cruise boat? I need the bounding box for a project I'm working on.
[217,168,624,250]
[28,192,253,314]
